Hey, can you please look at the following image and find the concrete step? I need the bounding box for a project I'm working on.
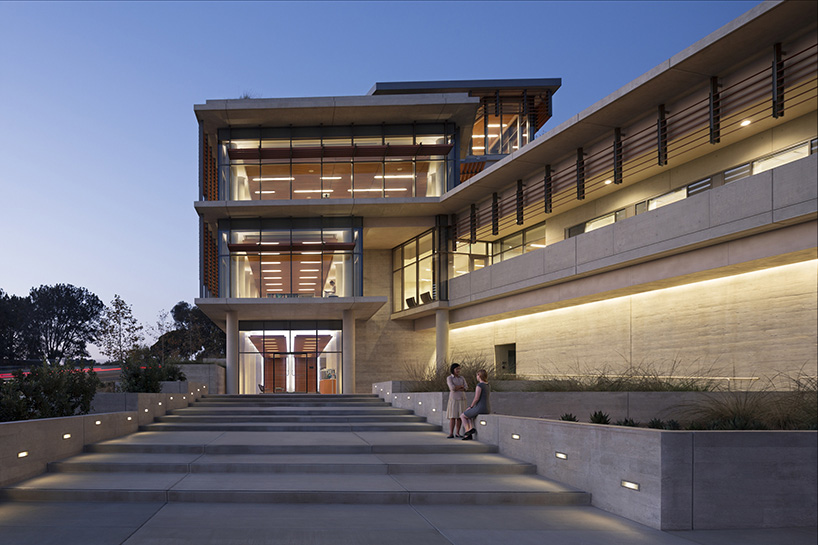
[169,407,414,416]
[139,422,441,432]
[0,471,588,506]
[191,401,389,407]
[48,453,537,475]
[156,414,426,423]
[202,394,380,399]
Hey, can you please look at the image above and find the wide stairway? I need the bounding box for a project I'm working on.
[1,394,590,505]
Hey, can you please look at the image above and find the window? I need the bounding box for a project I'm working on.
[752,142,810,175]
[393,230,441,312]
[567,210,625,238]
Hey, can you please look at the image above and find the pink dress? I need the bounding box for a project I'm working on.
[446,374,467,418]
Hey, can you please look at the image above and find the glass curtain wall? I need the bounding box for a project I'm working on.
[450,222,546,279]
[469,97,532,156]
[238,321,342,394]
[219,218,363,299]
[392,229,438,312]
[218,126,454,200]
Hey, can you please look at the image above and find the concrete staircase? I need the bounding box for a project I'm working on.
[0,394,590,506]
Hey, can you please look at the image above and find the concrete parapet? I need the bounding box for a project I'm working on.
[179,364,225,394]
[372,384,818,530]
[1,383,207,488]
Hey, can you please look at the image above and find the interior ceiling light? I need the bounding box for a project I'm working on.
[294,189,330,194]
[303,261,322,264]
[254,190,277,194]
[320,176,343,180]
[374,175,414,179]
[301,269,319,272]
[253,177,294,181]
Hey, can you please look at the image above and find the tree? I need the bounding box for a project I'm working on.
[98,294,144,364]
[150,301,225,361]
[0,289,38,362]
[28,284,104,364]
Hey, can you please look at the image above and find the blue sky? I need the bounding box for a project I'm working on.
[0,1,760,355]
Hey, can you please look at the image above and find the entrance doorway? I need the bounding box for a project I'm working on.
[238,321,342,394]
[495,343,516,375]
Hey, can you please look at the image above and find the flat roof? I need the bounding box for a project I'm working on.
[368,78,561,96]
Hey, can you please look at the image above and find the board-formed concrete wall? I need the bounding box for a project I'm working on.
[449,257,818,389]
[372,385,818,530]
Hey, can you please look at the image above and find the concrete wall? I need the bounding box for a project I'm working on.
[178,365,225,394]
[356,249,434,392]
[372,384,818,530]
[0,383,207,488]
[449,258,818,388]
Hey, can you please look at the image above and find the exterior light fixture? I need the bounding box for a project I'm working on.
[555,452,568,460]
[604,179,613,185]
[127,416,132,421]
[17,451,29,458]
[95,420,101,425]
[479,420,487,426]
[511,433,521,440]
[170,397,173,400]
[183,396,186,400]
[407,396,411,400]
[62,433,71,440]
[144,409,149,413]
[621,480,640,491]
[740,119,752,127]
[432,408,436,412]
[418,401,422,405]
[158,402,162,406]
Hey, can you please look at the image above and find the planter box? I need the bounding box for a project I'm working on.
[372,382,818,530]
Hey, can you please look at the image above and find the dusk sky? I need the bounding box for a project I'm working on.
[0,1,761,358]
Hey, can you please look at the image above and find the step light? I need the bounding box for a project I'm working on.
[17,451,29,458]
[555,452,568,460]
[127,417,132,421]
[621,480,640,491]
[62,433,71,440]
[95,420,101,425]
[511,433,521,440]
[479,420,487,426]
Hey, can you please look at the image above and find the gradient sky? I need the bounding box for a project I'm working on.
[0,0,761,357]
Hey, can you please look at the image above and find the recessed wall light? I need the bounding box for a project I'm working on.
[127,416,132,421]
[95,420,101,425]
[555,452,568,460]
[479,420,487,426]
[17,451,29,458]
[604,179,613,185]
[511,433,521,440]
[740,119,752,127]
[621,480,640,491]
[62,433,72,440]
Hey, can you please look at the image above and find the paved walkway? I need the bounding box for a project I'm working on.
[1,394,814,544]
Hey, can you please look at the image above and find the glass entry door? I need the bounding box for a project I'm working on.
[239,320,342,394]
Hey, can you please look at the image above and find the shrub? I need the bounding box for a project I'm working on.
[120,356,186,393]
[614,417,639,427]
[664,419,682,430]
[647,418,665,429]
[401,354,495,392]
[589,410,610,424]
[0,362,100,422]
[559,413,578,421]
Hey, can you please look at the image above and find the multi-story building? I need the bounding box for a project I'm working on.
[195,0,817,395]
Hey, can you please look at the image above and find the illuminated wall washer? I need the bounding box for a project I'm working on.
[62,433,71,440]
[18,451,29,458]
[511,433,521,440]
[555,452,568,460]
[621,480,640,491]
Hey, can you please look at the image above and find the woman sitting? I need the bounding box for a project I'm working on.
[460,369,490,440]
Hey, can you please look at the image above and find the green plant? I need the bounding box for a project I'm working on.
[664,419,682,430]
[401,354,493,392]
[614,418,639,427]
[647,418,665,429]
[119,356,186,393]
[559,413,578,421]
[589,410,610,424]
[0,362,100,422]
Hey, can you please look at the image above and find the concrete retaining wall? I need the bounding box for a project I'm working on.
[179,364,225,394]
[0,382,206,487]
[372,383,818,530]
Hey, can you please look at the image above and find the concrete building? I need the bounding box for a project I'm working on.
[195,0,817,395]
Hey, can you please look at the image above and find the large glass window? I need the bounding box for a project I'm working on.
[219,125,454,200]
[219,218,362,299]
[450,222,545,278]
[238,321,342,395]
[393,230,442,312]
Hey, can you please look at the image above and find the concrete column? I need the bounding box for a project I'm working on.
[225,311,239,395]
[342,309,356,394]
[435,308,450,374]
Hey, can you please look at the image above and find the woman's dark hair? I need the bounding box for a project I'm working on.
[449,363,460,375]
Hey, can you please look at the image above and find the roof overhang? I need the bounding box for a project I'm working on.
[195,297,388,331]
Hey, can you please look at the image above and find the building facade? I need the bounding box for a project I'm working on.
[196,0,817,394]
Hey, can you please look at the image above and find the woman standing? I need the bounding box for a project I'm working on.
[460,369,490,440]
[445,363,467,438]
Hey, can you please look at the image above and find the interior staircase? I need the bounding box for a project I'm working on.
[0,394,590,506]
